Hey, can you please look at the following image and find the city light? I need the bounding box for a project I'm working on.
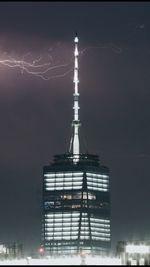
[125,244,149,254]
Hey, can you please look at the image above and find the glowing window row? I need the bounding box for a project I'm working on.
[46,236,78,240]
[45,213,80,218]
[45,232,109,238]
[45,226,79,230]
[45,228,109,234]
[87,177,109,184]
[90,218,110,223]
[44,225,110,233]
[44,172,83,178]
[87,181,108,188]
[87,183,108,190]
[87,186,108,192]
[45,219,80,223]
[45,232,78,236]
[45,184,82,189]
[45,219,79,223]
[45,230,90,235]
[45,216,79,223]
[90,220,110,225]
[91,227,110,232]
[45,236,110,241]
[45,216,80,220]
[91,224,110,229]
[45,178,109,186]
[45,234,110,241]
[45,181,82,186]
[45,234,90,238]
[45,221,110,227]
[45,233,109,238]
[45,227,79,232]
[45,177,82,182]
[45,224,79,228]
[45,226,110,232]
[45,214,110,222]
[91,232,110,237]
[45,222,79,227]
[87,182,108,188]
[86,173,108,179]
[46,186,82,191]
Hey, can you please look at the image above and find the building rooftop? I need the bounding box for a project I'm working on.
[52,153,100,167]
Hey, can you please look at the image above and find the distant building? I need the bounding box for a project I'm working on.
[0,244,7,259]
[7,242,23,259]
[42,35,111,256]
[0,242,23,259]
[116,240,150,265]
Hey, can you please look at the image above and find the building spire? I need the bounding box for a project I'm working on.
[70,33,80,163]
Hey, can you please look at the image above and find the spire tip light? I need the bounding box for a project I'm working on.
[74,36,79,43]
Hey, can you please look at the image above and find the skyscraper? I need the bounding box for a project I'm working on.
[42,35,111,256]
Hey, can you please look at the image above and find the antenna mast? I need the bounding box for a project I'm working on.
[71,33,80,163]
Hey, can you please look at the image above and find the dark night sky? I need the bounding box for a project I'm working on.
[0,1,150,255]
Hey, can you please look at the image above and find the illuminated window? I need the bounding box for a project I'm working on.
[60,195,72,200]
[44,173,55,177]
[71,205,81,208]
[88,193,96,200]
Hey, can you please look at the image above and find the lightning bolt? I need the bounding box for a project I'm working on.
[80,43,122,55]
[0,51,74,81]
[0,42,122,81]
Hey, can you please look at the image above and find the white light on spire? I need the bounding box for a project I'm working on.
[74,36,79,43]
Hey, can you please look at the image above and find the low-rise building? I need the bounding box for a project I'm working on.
[116,240,150,265]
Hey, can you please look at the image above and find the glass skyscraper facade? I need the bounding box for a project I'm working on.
[42,154,111,255]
